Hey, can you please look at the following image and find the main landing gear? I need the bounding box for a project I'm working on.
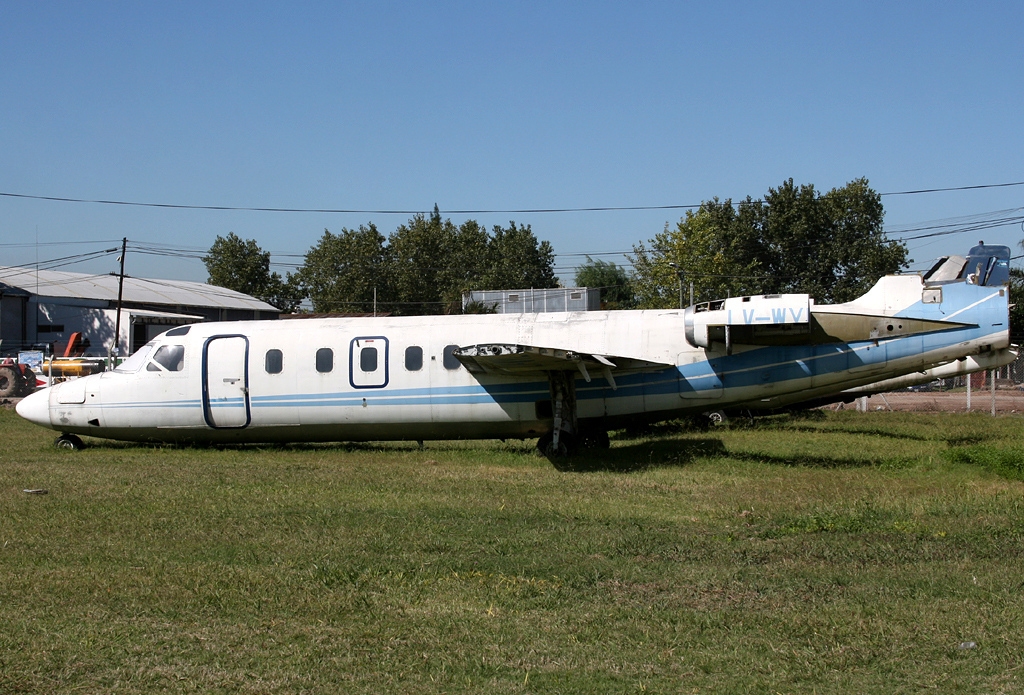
[535,370,610,460]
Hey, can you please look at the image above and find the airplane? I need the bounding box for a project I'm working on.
[16,243,1015,456]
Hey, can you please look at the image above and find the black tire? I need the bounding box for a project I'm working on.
[579,428,610,450]
[0,367,16,398]
[706,410,727,426]
[544,439,570,458]
[537,430,576,459]
[17,369,36,396]
[536,431,553,455]
[55,434,86,451]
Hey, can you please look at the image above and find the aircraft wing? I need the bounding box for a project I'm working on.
[452,343,672,390]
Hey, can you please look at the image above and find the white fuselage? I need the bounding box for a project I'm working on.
[16,271,1013,445]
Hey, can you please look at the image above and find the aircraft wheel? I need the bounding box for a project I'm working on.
[537,431,575,459]
[579,429,610,449]
[0,367,16,398]
[536,431,553,455]
[706,410,727,426]
[55,434,86,451]
[545,440,570,458]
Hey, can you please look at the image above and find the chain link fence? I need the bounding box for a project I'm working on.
[832,351,1024,415]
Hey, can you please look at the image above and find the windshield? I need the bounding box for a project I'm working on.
[114,343,155,373]
[146,345,185,372]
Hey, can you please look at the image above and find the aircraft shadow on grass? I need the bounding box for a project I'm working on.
[555,437,729,473]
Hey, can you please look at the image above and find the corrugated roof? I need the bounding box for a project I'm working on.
[0,265,279,312]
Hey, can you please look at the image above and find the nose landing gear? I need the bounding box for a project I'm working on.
[55,434,86,450]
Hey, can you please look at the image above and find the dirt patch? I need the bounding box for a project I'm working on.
[833,390,1024,413]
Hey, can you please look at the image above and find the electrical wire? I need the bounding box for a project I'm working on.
[3,179,1023,215]
[0,248,120,277]
[5,202,1021,280]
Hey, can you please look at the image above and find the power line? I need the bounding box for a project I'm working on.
[0,239,123,248]
[883,181,1024,196]
[2,179,1023,215]
[0,248,120,276]
[4,201,1020,279]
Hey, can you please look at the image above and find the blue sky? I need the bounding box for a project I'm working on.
[2,2,1022,284]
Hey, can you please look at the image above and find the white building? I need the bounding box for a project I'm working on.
[0,265,279,356]
[462,287,600,314]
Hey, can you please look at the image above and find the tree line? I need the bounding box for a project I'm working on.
[205,179,911,314]
[588,178,908,310]
[204,206,558,314]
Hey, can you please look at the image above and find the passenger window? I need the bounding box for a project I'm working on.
[360,347,378,372]
[443,344,461,370]
[265,349,283,374]
[147,345,185,372]
[316,348,333,373]
[405,345,423,371]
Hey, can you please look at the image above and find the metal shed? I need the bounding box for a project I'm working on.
[0,265,279,356]
[462,287,601,314]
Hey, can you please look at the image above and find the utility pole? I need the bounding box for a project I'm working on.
[113,237,127,357]
[669,263,684,309]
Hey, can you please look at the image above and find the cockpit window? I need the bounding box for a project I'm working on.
[961,244,1011,287]
[146,345,185,372]
[115,343,155,373]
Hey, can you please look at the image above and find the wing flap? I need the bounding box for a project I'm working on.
[453,343,672,389]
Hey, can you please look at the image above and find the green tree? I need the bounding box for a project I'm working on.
[744,178,905,303]
[480,221,558,290]
[388,207,451,315]
[631,208,761,309]
[389,207,494,314]
[1011,268,1024,343]
[296,225,391,313]
[294,213,559,315]
[203,233,302,312]
[631,178,907,309]
[436,219,491,313]
[574,257,635,309]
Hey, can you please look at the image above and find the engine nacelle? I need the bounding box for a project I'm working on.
[684,294,812,350]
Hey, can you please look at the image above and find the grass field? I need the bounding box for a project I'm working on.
[2,407,1023,694]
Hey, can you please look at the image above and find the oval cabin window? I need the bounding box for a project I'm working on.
[443,345,461,370]
[316,348,333,373]
[405,346,423,371]
[360,347,378,372]
[265,349,283,374]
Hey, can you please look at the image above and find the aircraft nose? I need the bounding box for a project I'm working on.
[16,388,51,428]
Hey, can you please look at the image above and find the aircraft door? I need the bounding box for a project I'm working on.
[203,335,250,428]
[350,337,389,389]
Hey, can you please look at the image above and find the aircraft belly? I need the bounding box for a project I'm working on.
[50,414,545,444]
